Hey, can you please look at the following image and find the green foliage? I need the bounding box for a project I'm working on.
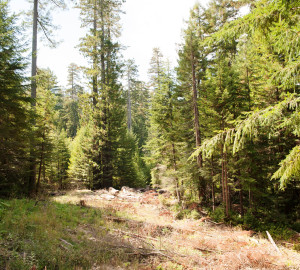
[0,199,136,269]
[193,94,300,189]
[0,2,30,196]
[210,206,226,223]
[145,49,184,198]
[0,0,299,246]
[241,209,296,240]
[291,222,300,233]
[68,124,93,187]
[174,208,201,220]
[31,68,72,191]
[190,209,201,220]
[60,63,83,138]
[293,243,300,252]
[272,145,300,188]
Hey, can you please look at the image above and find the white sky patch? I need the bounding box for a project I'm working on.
[10,0,210,87]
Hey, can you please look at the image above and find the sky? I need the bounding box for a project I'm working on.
[9,0,211,87]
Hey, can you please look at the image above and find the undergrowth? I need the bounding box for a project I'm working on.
[0,199,132,270]
[209,205,297,241]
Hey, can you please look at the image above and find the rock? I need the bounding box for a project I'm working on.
[95,189,109,195]
[108,187,119,195]
[100,194,115,200]
[121,186,135,193]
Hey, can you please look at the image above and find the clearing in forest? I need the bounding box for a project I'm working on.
[53,188,300,270]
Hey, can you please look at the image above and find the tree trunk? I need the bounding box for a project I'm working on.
[191,48,202,168]
[43,160,46,183]
[28,0,39,196]
[172,143,181,202]
[211,156,215,211]
[127,68,132,131]
[221,144,230,217]
[239,180,244,217]
[221,146,225,206]
[92,1,98,106]
[190,38,206,203]
[224,150,229,217]
[100,0,105,90]
[249,185,252,209]
[31,0,38,105]
[58,161,63,190]
[36,129,45,194]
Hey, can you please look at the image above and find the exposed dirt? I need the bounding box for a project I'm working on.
[54,188,300,270]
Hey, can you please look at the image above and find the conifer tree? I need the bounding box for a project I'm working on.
[190,0,300,220]
[124,59,150,151]
[146,50,183,199]
[177,4,207,202]
[34,68,71,192]
[78,0,143,189]
[60,63,83,138]
[28,0,67,195]
[0,1,30,196]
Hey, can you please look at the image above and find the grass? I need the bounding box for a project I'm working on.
[0,198,135,270]
[2,192,300,270]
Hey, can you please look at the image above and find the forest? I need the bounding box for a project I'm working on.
[0,0,300,268]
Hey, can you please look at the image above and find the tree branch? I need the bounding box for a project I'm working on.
[37,18,55,46]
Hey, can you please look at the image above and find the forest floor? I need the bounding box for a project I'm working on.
[52,188,300,270]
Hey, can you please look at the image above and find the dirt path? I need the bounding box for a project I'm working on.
[54,189,300,270]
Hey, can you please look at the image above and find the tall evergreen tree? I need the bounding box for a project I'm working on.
[28,0,67,195]
[33,68,71,192]
[78,0,143,189]
[146,50,183,199]
[60,63,83,138]
[191,0,300,220]
[0,1,30,196]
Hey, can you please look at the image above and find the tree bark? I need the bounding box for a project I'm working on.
[172,143,181,202]
[127,67,132,131]
[239,180,244,217]
[211,156,215,211]
[191,48,202,168]
[36,129,45,194]
[190,37,206,203]
[221,145,225,206]
[92,1,98,106]
[224,150,229,217]
[100,0,105,90]
[29,0,39,196]
[249,185,252,209]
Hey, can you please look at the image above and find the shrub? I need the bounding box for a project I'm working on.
[190,209,201,220]
[210,206,225,223]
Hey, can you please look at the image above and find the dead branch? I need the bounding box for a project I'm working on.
[111,229,155,248]
[112,228,158,242]
[106,244,190,269]
[60,238,73,247]
[104,215,138,224]
[194,247,215,253]
[266,231,282,255]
